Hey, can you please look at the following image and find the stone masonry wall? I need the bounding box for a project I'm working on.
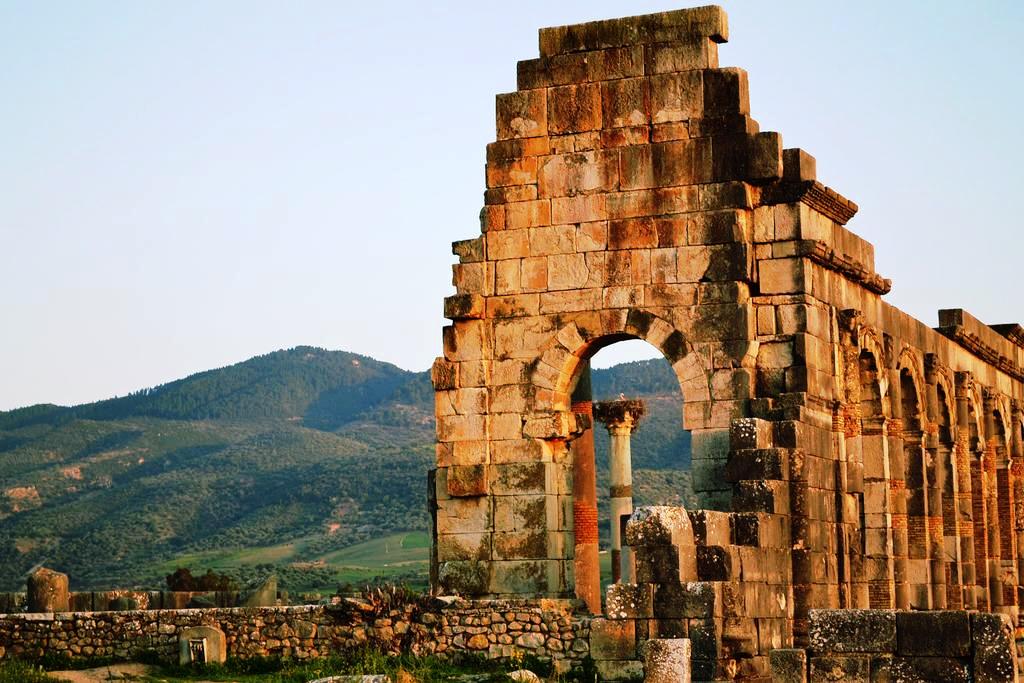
[770,609,1018,682]
[431,6,1024,670]
[0,600,591,672]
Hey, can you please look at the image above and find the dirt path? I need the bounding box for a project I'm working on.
[47,662,233,683]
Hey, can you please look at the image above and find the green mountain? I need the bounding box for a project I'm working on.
[0,347,691,592]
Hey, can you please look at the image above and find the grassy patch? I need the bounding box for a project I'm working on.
[0,660,54,682]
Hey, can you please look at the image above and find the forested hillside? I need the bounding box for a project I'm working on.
[0,347,691,591]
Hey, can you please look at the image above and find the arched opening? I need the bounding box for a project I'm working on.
[858,348,893,608]
[565,336,694,611]
[900,367,930,608]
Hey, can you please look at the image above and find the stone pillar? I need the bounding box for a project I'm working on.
[1012,400,1024,603]
[955,372,980,610]
[983,389,1004,610]
[594,399,645,584]
[887,369,911,610]
[27,567,69,613]
[923,361,947,608]
[570,363,601,614]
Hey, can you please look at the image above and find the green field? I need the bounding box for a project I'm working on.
[153,531,431,593]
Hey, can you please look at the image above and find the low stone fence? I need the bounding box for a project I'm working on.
[770,609,1019,682]
[0,599,591,673]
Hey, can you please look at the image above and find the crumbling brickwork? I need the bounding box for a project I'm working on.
[431,4,1024,681]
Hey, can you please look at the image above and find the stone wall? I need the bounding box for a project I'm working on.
[431,3,1024,664]
[770,609,1019,682]
[0,599,590,672]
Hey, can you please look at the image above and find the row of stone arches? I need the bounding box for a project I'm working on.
[846,325,1024,618]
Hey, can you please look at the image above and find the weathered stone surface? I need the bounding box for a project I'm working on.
[889,656,970,683]
[26,567,69,613]
[769,648,807,683]
[809,654,870,682]
[808,609,896,653]
[605,583,654,620]
[643,638,691,683]
[624,506,694,547]
[594,659,644,681]
[589,617,635,660]
[970,612,1018,683]
[895,610,970,657]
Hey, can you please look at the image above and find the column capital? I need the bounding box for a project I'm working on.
[593,399,646,434]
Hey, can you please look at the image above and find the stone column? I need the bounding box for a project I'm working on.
[1012,400,1024,601]
[955,372,979,610]
[983,389,1003,610]
[923,360,947,608]
[887,369,911,610]
[570,363,601,613]
[594,399,645,584]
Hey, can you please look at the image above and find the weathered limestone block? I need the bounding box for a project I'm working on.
[695,546,732,581]
[496,89,547,140]
[27,567,69,613]
[435,496,492,535]
[769,648,807,683]
[724,447,791,482]
[808,609,896,653]
[654,582,720,620]
[431,358,458,391]
[179,625,226,665]
[489,559,564,595]
[437,560,490,595]
[970,612,1018,683]
[889,656,970,683]
[643,638,691,683]
[625,506,694,548]
[444,294,485,320]
[447,464,489,497]
[895,611,970,657]
[808,654,870,682]
[605,583,654,620]
[436,532,490,562]
[589,617,636,660]
[594,659,644,681]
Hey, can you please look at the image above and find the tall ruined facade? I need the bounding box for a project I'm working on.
[429,5,1024,676]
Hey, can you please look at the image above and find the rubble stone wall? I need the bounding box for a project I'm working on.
[0,600,591,669]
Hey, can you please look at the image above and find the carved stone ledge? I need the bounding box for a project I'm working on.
[990,323,1024,350]
[796,240,892,295]
[938,326,1024,383]
[762,179,859,225]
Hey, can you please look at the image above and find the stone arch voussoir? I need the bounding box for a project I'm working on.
[526,309,712,433]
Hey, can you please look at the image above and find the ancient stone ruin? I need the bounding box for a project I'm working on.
[431,5,1024,680]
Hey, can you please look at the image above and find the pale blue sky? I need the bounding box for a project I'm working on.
[1,2,1022,410]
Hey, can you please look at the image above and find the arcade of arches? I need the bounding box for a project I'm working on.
[427,4,1024,677]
